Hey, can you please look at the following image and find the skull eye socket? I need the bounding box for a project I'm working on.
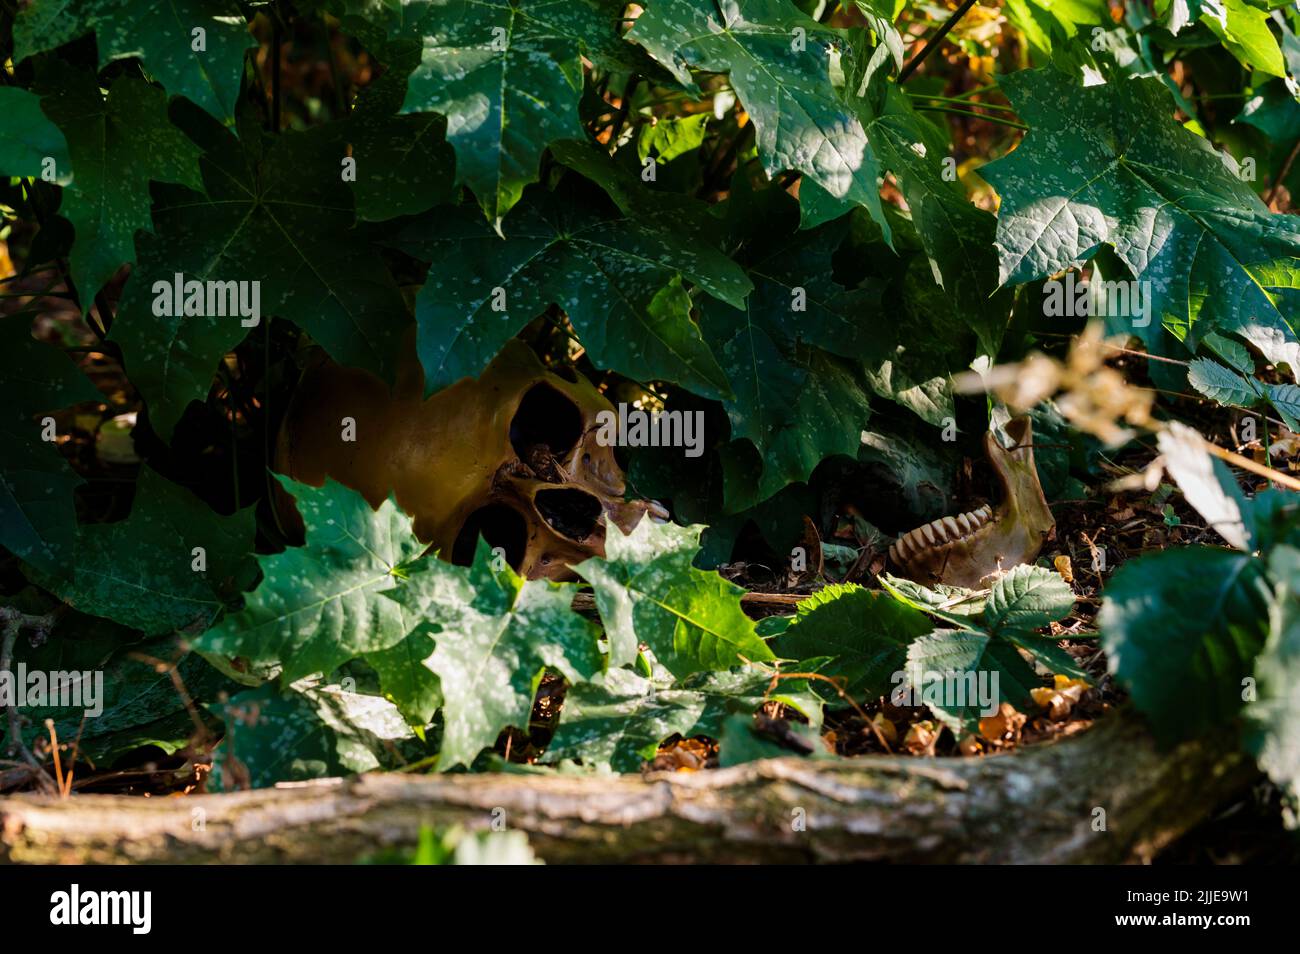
[535,487,603,541]
[451,503,527,569]
[510,383,584,460]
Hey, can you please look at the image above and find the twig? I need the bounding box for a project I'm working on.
[45,719,64,796]
[898,0,982,83]
[1199,436,1300,492]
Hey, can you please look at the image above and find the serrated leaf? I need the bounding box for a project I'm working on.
[37,467,257,635]
[394,540,602,770]
[1267,383,1300,432]
[879,573,988,625]
[700,185,878,508]
[15,0,254,123]
[1187,357,1263,407]
[198,479,427,683]
[842,76,1012,360]
[366,627,442,725]
[771,583,930,697]
[574,518,775,678]
[543,664,819,771]
[349,0,593,225]
[985,564,1077,634]
[401,181,746,398]
[904,628,1040,734]
[1099,546,1270,743]
[629,0,893,240]
[111,111,410,438]
[0,87,71,182]
[1201,331,1256,375]
[34,64,203,305]
[982,69,1300,365]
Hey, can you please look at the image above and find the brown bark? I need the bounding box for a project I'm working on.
[0,707,1254,864]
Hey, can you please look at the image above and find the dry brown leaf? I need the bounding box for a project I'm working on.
[978,702,1026,743]
[903,720,939,756]
[1030,675,1090,721]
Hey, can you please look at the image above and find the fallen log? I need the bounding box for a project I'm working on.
[0,706,1255,864]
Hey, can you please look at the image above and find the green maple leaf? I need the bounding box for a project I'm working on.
[198,479,427,684]
[846,80,1012,360]
[34,64,203,306]
[0,87,71,182]
[544,664,820,772]
[399,179,748,397]
[346,111,456,222]
[36,467,257,635]
[347,0,635,225]
[393,541,603,771]
[0,315,102,578]
[630,0,892,239]
[702,181,875,510]
[573,518,775,678]
[15,0,254,122]
[366,627,442,726]
[335,15,458,222]
[772,583,930,698]
[111,109,410,438]
[982,69,1300,366]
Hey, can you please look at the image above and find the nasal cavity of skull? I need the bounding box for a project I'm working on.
[509,384,584,472]
[535,487,603,542]
[451,503,527,570]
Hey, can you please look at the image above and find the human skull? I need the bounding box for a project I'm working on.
[275,335,649,580]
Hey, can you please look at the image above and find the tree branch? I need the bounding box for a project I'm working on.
[0,707,1255,863]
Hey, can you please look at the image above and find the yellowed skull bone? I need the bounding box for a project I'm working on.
[275,334,649,581]
[888,417,1055,588]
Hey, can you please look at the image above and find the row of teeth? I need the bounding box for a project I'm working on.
[889,504,994,565]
